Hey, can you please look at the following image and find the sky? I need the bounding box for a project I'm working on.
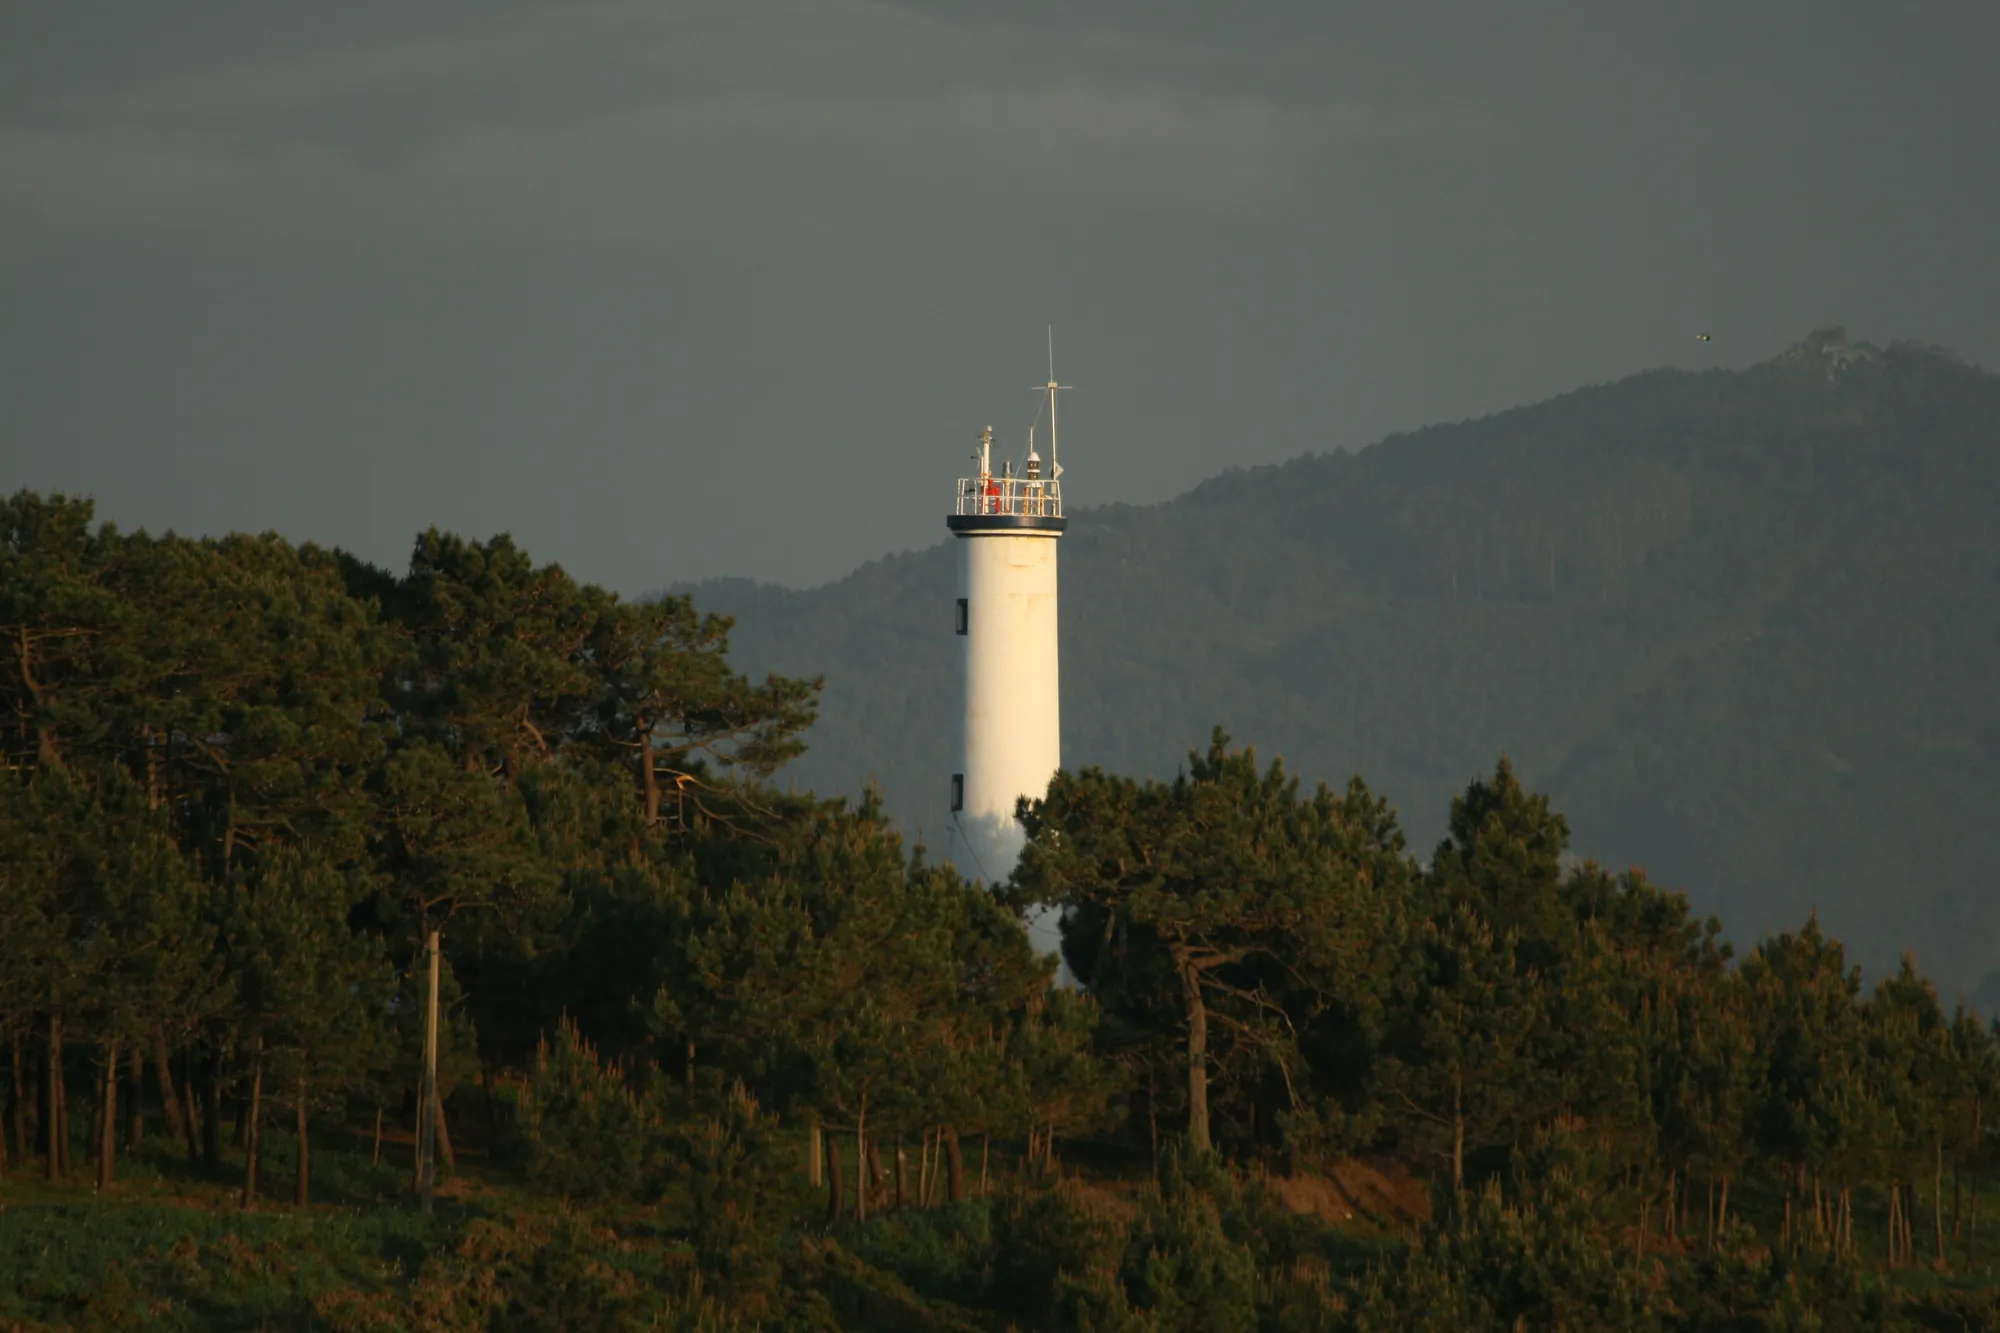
[3,0,1995,591]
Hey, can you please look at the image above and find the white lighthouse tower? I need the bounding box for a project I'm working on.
[948,351,1068,957]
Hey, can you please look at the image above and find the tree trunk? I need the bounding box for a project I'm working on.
[46,1009,62,1182]
[11,1027,27,1167]
[1905,1183,1916,1265]
[1967,1178,1980,1268]
[1148,1071,1161,1182]
[944,1124,966,1203]
[826,1125,847,1224]
[894,1137,907,1209]
[1718,1174,1731,1236]
[1935,1139,1946,1264]
[418,928,440,1210]
[980,1133,990,1196]
[867,1137,887,1201]
[127,1045,144,1154]
[1451,1064,1466,1194]
[1888,1182,1900,1268]
[807,1116,822,1188]
[855,1099,869,1224]
[1969,1102,1984,1268]
[201,1054,223,1170]
[1908,1182,1920,1266]
[410,1092,424,1193]
[152,1039,185,1144]
[1173,951,1211,1154]
[372,1107,384,1165]
[295,1075,310,1208]
[1895,1184,1906,1266]
[434,1096,456,1170]
[178,1048,199,1164]
[144,723,162,808]
[55,1073,71,1180]
[240,1041,263,1210]
[96,1036,118,1192]
[638,724,661,826]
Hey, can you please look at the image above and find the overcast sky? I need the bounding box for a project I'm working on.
[4,1,1995,590]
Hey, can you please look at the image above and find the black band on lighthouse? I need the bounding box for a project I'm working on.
[947,514,1068,534]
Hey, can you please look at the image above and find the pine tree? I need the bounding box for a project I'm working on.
[0,491,125,770]
[1740,916,1869,1250]
[1379,905,1545,1192]
[585,595,818,834]
[392,529,608,780]
[1867,954,1953,1264]
[1017,731,1396,1154]
[1428,757,1570,971]
[224,847,392,1207]
[1943,1007,1999,1266]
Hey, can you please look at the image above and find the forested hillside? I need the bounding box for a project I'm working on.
[9,482,2000,1328]
[693,329,2000,996]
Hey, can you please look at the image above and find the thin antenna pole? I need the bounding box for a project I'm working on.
[1032,327,1070,481]
[1047,326,1057,475]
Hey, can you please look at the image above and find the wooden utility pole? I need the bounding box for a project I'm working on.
[418,931,440,1214]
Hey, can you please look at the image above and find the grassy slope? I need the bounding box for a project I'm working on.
[7,1123,2000,1329]
[690,332,2000,993]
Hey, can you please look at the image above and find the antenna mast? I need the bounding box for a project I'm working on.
[1037,325,1071,478]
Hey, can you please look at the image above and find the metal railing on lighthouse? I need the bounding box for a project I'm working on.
[953,474,1064,518]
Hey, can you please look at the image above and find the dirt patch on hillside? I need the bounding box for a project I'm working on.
[1270,1158,1430,1230]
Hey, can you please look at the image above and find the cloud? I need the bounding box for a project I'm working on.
[95,28,555,120]
[0,3,1472,244]
[397,82,1316,223]
[0,126,357,227]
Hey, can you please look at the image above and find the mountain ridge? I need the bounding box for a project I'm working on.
[677,330,2000,994]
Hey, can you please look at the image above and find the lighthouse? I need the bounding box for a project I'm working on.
[948,357,1068,957]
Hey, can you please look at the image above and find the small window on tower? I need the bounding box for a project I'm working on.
[950,774,964,812]
[955,598,968,635]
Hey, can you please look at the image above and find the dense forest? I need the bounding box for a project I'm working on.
[5,484,2000,1329]
[692,328,2000,999]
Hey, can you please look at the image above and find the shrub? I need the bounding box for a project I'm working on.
[515,1020,656,1203]
[987,1179,1132,1329]
[1123,1153,1261,1333]
[656,1084,794,1310]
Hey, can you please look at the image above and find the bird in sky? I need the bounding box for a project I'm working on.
[1695,332,1712,342]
